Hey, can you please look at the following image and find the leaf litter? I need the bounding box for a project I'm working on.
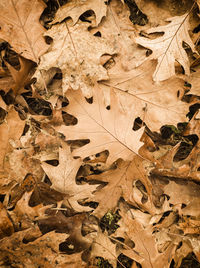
[0,0,200,267]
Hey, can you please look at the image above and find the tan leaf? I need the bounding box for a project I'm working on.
[53,0,107,26]
[105,60,189,131]
[90,231,117,267]
[87,157,152,217]
[34,22,115,97]
[41,142,98,211]
[135,14,196,81]
[117,205,175,268]
[56,87,144,164]
[0,106,25,175]
[0,0,48,62]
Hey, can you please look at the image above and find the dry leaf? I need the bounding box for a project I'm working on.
[0,0,48,62]
[105,60,189,131]
[41,142,98,211]
[0,106,25,175]
[56,87,144,164]
[136,14,196,81]
[5,56,34,95]
[53,0,107,26]
[34,22,115,97]
[87,157,152,218]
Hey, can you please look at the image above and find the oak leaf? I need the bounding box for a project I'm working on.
[34,21,115,98]
[116,205,175,268]
[0,106,25,176]
[87,157,152,217]
[53,0,107,26]
[0,0,48,62]
[56,87,144,164]
[105,60,189,131]
[41,142,98,211]
[136,14,196,81]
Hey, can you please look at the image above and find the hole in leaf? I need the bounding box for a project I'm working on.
[94,31,101,37]
[45,159,59,166]
[181,203,187,209]
[133,117,143,131]
[85,96,93,104]
[0,194,5,203]
[187,103,200,119]
[44,36,53,44]
[79,10,94,23]
[44,175,52,186]
[117,253,134,268]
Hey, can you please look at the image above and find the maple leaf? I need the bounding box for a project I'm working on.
[34,21,115,97]
[135,14,196,81]
[53,0,107,26]
[55,86,144,164]
[41,142,98,211]
[0,0,48,62]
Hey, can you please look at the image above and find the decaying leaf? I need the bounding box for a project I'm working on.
[34,21,115,97]
[0,0,48,62]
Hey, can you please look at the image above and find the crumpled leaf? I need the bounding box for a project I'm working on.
[136,14,196,81]
[53,0,107,26]
[41,142,98,211]
[56,87,144,164]
[34,22,115,97]
[0,0,48,62]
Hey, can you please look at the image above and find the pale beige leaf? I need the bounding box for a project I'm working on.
[55,87,144,164]
[90,231,117,267]
[34,22,115,97]
[0,106,25,175]
[0,0,48,62]
[41,142,97,211]
[136,14,196,81]
[105,60,188,131]
[53,0,107,26]
[117,206,175,268]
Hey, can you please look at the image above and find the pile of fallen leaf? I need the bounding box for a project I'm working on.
[0,0,200,267]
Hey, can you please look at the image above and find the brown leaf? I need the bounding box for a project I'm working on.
[5,56,34,95]
[136,14,196,81]
[56,87,144,164]
[87,157,152,217]
[0,202,14,239]
[0,0,48,62]
[53,0,107,26]
[0,106,25,176]
[41,142,98,212]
